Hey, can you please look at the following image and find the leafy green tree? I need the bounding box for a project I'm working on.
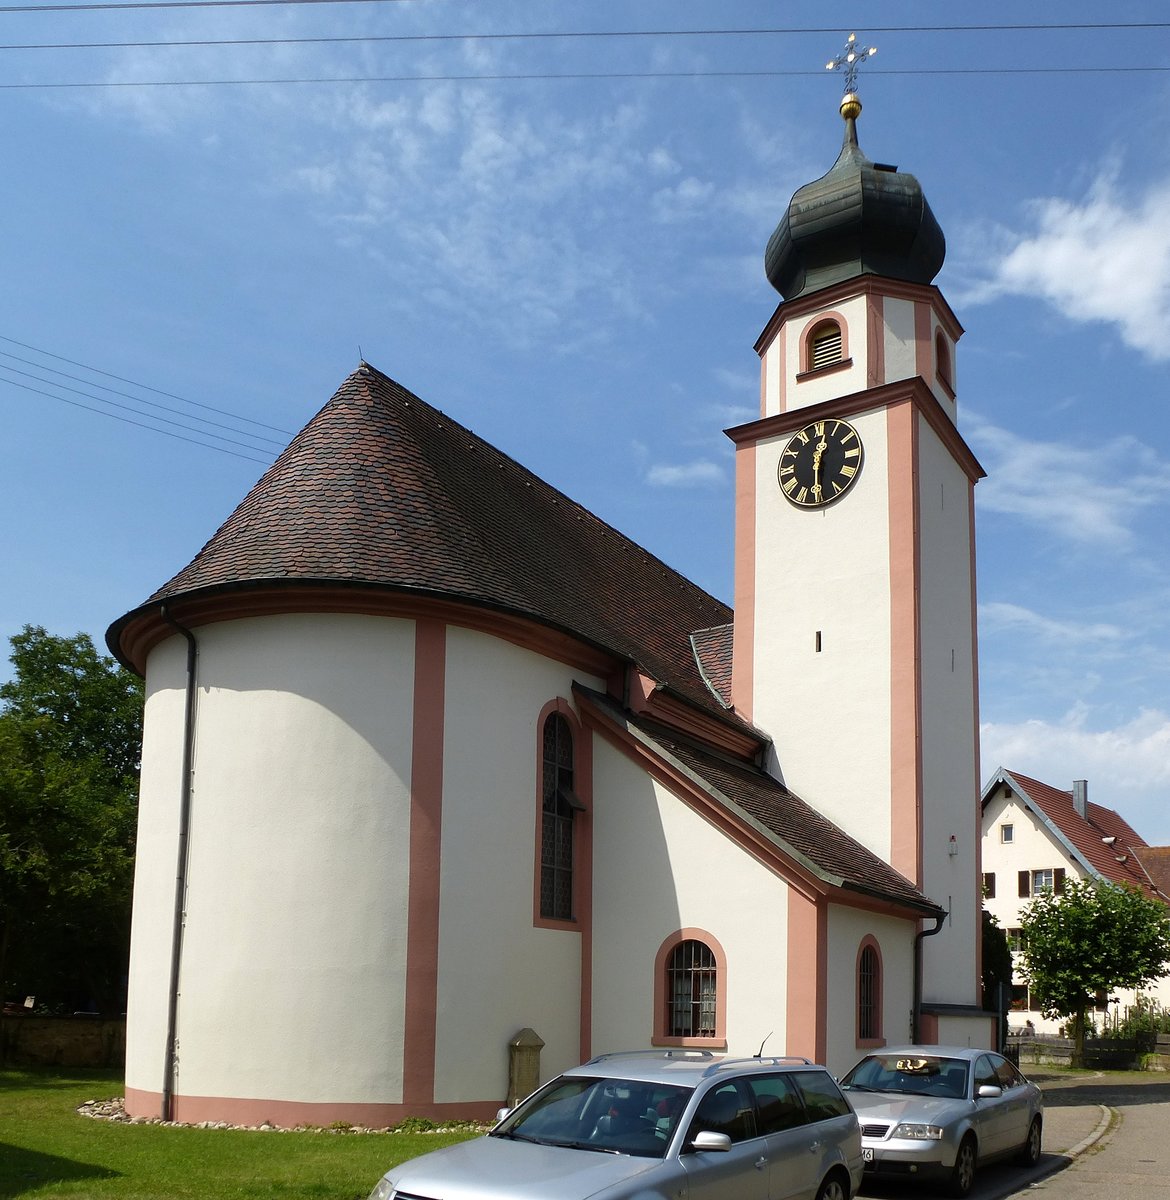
[0,626,142,1013]
[1019,877,1170,1066]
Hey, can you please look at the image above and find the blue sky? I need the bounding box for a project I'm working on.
[3,2,1170,840]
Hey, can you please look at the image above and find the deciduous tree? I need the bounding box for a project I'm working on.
[0,626,142,1013]
[1019,877,1170,1066]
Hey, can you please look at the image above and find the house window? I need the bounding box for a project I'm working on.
[1010,984,1031,1011]
[1007,927,1025,952]
[809,320,843,370]
[857,939,882,1044]
[1017,867,1065,897]
[982,872,996,899]
[1001,823,1014,843]
[667,940,717,1038]
[540,713,575,921]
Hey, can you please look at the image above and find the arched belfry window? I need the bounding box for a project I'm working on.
[798,313,850,377]
[935,329,954,394]
[857,938,884,1046]
[667,939,717,1038]
[540,712,578,921]
[810,320,844,370]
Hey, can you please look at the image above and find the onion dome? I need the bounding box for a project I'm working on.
[764,95,945,300]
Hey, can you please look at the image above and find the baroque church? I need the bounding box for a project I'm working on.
[108,87,991,1127]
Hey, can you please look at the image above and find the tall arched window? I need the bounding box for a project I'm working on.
[540,713,575,921]
[667,939,717,1038]
[857,938,883,1045]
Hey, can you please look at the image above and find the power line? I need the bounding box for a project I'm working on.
[2,65,1168,89]
[0,333,293,436]
[0,368,276,464]
[0,23,1167,53]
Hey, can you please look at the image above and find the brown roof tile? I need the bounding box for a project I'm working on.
[115,363,738,721]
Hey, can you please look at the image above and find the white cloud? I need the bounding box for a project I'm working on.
[980,705,1170,842]
[979,601,1124,645]
[968,415,1170,547]
[976,170,1170,361]
[647,460,724,487]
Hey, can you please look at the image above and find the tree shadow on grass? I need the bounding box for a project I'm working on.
[0,1143,119,1198]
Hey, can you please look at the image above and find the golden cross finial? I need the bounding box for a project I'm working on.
[826,32,877,96]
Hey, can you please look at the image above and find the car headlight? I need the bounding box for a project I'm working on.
[367,1178,395,1200]
[892,1124,944,1140]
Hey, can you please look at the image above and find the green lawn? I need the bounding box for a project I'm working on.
[0,1069,480,1200]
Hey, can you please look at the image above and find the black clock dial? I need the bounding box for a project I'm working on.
[777,418,864,508]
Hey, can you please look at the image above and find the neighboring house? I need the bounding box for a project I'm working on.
[107,93,992,1129]
[981,768,1170,1034]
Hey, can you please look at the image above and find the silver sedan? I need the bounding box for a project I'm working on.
[839,1046,1043,1197]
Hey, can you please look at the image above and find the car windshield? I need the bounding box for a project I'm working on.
[491,1075,694,1158]
[841,1054,969,1100]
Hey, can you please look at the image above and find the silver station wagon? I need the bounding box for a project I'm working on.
[839,1045,1043,1197]
[369,1049,864,1200]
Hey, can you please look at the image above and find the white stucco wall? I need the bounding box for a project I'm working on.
[825,907,916,1076]
[750,405,894,862]
[588,736,791,1061]
[916,415,981,1007]
[433,627,604,1099]
[127,613,419,1105]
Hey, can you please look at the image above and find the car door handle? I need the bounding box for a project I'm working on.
[808,1140,822,1152]
[755,1156,768,1170]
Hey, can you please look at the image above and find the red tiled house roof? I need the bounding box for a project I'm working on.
[985,768,1168,900]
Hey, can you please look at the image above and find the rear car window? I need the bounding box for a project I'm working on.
[792,1070,851,1121]
[746,1073,807,1134]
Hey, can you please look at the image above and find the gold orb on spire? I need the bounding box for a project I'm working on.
[840,93,862,120]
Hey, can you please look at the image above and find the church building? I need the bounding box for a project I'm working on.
[108,88,992,1127]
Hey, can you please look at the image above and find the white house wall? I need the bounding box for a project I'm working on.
[588,736,790,1060]
[433,627,604,1098]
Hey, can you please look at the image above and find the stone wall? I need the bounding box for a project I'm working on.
[1,1016,125,1068]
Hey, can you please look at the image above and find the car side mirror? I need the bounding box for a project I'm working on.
[976,1085,1002,1099]
[690,1131,733,1153]
[494,1107,512,1123]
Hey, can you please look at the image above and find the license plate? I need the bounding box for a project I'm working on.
[863,1149,874,1163]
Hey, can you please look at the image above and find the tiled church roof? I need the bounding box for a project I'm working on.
[114,363,739,723]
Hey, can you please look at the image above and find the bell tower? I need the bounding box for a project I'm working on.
[728,69,985,1025]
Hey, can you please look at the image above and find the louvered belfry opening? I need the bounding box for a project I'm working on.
[810,322,843,370]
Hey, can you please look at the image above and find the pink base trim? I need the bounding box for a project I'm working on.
[124,1086,503,1128]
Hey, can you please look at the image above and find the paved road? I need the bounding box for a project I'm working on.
[859,1070,1170,1200]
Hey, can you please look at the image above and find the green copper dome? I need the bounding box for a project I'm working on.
[765,100,945,300]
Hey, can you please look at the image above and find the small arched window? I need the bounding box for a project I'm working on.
[667,939,717,1038]
[540,713,576,921]
[935,330,953,393]
[809,320,844,371]
[857,939,883,1044]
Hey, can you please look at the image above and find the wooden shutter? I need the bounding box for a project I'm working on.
[1054,868,1066,894]
[982,872,996,898]
[1018,871,1030,898]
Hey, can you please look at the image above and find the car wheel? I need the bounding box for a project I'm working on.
[948,1135,977,1198]
[1017,1116,1042,1167]
[815,1169,850,1200]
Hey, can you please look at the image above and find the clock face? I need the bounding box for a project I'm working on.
[778,418,864,508]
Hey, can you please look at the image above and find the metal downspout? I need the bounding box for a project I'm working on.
[160,603,197,1123]
[912,913,946,1044]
